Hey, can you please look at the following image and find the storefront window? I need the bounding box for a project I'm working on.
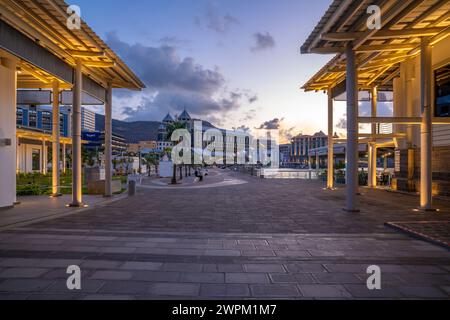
[435,64,450,117]
[32,149,40,171]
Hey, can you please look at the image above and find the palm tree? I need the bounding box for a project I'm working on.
[144,152,160,176]
[165,121,187,184]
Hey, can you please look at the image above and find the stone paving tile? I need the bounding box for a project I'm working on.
[250,284,300,298]
[81,260,122,269]
[217,264,245,273]
[269,273,316,284]
[99,281,149,295]
[404,265,448,274]
[225,273,270,284]
[148,283,200,297]
[162,263,203,272]
[131,271,180,282]
[299,285,352,298]
[83,294,135,300]
[0,258,43,268]
[241,250,275,257]
[0,268,49,278]
[312,273,364,284]
[90,271,133,281]
[397,286,448,299]
[200,284,250,297]
[179,272,225,284]
[0,279,54,293]
[119,261,163,271]
[244,264,286,273]
[284,263,327,273]
[46,279,104,294]
[344,284,404,298]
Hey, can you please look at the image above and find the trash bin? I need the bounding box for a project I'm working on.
[128,180,136,196]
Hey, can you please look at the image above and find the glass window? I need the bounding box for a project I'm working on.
[435,64,450,117]
[32,149,41,171]
[17,109,23,126]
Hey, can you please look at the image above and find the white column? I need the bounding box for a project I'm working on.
[62,142,66,174]
[105,83,113,197]
[316,152,320,174]
[16,136,20,174]
[70,59,83,207]
[42,139,47,175]
[327,88,334,189]
[0,58,17,208]
[345,43,359,212]
[368,86,378,187]
[420,37,433,211]
[51,81,61,196]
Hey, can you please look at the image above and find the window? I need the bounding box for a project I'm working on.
[435,64,450,117]
[17,108,23,126]
[32,149,41,171]
[29,110,37,127]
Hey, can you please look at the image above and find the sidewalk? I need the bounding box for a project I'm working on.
[0,195,126,231]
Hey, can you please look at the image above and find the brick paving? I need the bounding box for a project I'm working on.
[0,169,449,300]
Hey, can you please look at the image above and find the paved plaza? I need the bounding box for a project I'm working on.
[0,170,449,299]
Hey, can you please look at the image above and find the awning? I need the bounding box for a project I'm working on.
[0,0,145,96]
[301,0,450,92]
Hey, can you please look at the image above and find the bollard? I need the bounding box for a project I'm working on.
[128,180,136,196]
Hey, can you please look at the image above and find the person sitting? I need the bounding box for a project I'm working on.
[194,168,204,182]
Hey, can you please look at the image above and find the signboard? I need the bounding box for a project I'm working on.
[17,90,51,105]
[395,150,401,173]
[61,90,104,106]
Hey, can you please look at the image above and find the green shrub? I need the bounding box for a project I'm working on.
[16,184,42,196]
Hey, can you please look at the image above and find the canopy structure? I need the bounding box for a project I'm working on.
[0,0,145,95]
[300,0,450,212]
[0,0,145,209]
[302,0,450,96]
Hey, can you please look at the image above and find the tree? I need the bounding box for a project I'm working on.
[165,122,187,184]
[144,152,160,176]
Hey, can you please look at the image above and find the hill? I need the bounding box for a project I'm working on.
[95,114,160,143]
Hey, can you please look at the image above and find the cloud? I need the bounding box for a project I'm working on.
[106,32,246,124]
[195,2,239,34]
[257,118,295,143]
[336,101,393,131]
[257,118,283,130]
[247,94,258,104]
[251,32,275,52]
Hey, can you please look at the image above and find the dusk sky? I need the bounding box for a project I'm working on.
[76,0,350,141]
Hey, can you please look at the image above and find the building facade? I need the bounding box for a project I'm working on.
[16,105,72,174]
[81,107,96,132]
[82,131,127,156]
[290,131,330,164]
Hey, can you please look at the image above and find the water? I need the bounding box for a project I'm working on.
[258,168,322,179]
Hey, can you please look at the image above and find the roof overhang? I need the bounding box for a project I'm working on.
[301,0,450,92]
[0,0,145,97]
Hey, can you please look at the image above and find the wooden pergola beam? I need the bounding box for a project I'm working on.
[321,27,447,41]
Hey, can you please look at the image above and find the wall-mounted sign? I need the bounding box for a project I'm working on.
[17,90,51,105]
[395,150,401,173]
[61,91,104,106]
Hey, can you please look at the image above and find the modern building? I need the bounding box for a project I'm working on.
[81,107,96,132]
[290,131,337,164]
[0,1,144,208]
[82,131,127,156]
[279,144,292,165]
[301,0,450,210]
[16,105,72,174]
